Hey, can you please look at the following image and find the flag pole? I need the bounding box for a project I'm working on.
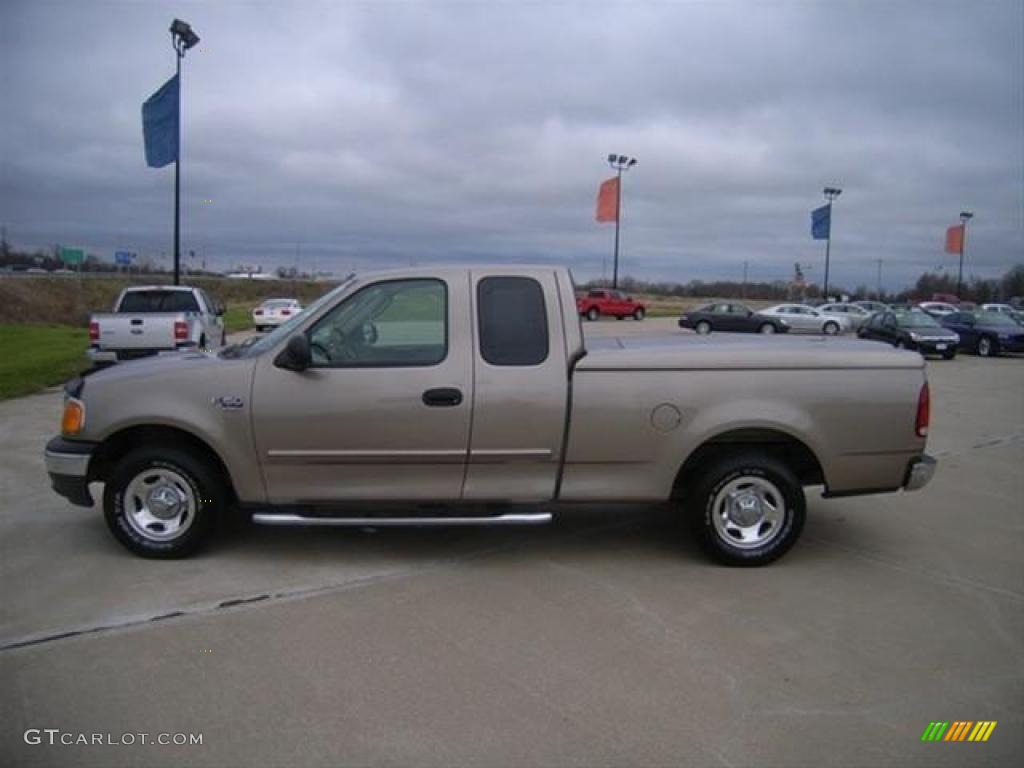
[605,154,637,290]
[957,211,973,300]
[822,187,842,301]
[612,165,622,289]
[168,19,199,286]
[823,207,831,301]
[173,44,181,286]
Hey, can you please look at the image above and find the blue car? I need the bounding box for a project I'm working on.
[940,310,1024,357]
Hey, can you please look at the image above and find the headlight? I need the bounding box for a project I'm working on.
[61,397,86,435]
[909,332,921,341]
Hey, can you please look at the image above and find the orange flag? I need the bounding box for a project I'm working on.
[595,177,619,222]
[945,225,964,254]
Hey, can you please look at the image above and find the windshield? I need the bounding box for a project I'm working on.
[222,276,355,359]
[895,312,940,329]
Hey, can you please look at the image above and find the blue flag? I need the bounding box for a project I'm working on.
[811,204,831,240]
[142,75,179,168]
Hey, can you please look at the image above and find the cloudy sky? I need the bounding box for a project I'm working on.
[2,0,1021,289]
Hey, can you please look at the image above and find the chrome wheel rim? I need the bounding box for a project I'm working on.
[711,476,786,550]
[761,324,776,334]
[824,323,838,335]
[124,467,197,541]
[978,338,991,356]
[696,322,710,335]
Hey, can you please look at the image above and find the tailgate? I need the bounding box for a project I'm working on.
[96,314,180,350]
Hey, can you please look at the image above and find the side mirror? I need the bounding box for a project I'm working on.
[275,333,311,371]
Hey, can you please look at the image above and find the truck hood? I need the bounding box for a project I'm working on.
[580,334,925,370]
[83,349,249,386]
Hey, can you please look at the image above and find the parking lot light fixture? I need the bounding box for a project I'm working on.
[606,154,638,289]
[822,186,842,300]
[168,18,200,286]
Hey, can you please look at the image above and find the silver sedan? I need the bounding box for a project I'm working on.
[760,304,851,335]
[818,302,873,330]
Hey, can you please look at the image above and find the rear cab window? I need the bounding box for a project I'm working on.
[118,290,200,313]
[478,276,549,366]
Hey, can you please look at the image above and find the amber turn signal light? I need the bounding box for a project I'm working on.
[61,399,85,435]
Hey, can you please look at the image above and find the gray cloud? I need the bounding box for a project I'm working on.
[1,0,1021,289]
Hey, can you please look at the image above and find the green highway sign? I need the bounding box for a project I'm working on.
[60,247,84,265]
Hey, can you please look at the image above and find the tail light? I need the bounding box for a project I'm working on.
[254,309,264,315]
[915,382,930,437]
[174,320,189,341]
[281,309,291,316]
[88,320,99,343]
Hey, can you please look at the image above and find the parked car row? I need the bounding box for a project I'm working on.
[671,298,1022,361]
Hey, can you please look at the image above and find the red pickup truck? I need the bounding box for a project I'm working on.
[576,289,646,321]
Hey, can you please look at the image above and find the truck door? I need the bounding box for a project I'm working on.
[462,269,570,501]
[251,275,473,503]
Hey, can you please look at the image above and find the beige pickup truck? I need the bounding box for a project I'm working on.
[45,266,935,565]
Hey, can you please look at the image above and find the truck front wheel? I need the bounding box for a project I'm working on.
[586,307,600,321]
[103,446,223,558]
[686,453,805,566]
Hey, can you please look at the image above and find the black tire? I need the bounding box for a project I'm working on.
[976,335,996,357]
[103,445,224,558]
[823,321,839,336]
[894,338,905,349]
[759,323,776,334]
[586,307,600,322]
[695,320,712,335]
[199,334,206,350]
[221,330,227,346]
[942,350,956,360]
[686,453,806,566]
[633,308,645,321]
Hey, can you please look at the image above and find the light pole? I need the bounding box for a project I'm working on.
[822,187,842,300]
[607,154,637,289]
[169,19,199,285]
[957,211,973,300]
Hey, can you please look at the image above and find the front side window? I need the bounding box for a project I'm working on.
[478,276,549,366]
[308,279,447,367]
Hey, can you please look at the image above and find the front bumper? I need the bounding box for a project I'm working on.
[913,339,957,355]
[903,455,937,492]
[44,436,96,507]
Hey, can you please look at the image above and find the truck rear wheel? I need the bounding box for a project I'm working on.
[633,308,645,321]
[103,446,223,558]
[686,453,805,566]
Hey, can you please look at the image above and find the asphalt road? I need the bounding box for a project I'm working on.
[1,320,1022,767]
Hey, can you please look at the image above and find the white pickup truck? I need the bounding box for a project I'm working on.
[48,266,935,565]
[88,286,226,364]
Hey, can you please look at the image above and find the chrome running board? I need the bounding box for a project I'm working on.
[251,512,553,527]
